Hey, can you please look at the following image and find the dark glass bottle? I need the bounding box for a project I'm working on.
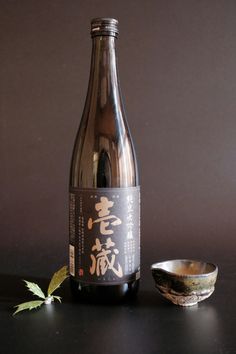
[69,18,140,302]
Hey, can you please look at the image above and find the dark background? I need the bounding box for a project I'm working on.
[1,0,236,281]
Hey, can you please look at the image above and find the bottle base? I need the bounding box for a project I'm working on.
[70,277,139,304]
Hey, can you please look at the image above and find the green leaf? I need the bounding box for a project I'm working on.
[47,266,69,296]
[13,300,44,316]
[23,280,45,299]
[53,296,62,303]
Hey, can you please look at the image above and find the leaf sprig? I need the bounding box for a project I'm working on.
[13,265,69,315]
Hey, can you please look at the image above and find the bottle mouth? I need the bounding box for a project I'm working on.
[91,18,119,38]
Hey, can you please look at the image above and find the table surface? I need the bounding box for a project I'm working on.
[1,258,235,354]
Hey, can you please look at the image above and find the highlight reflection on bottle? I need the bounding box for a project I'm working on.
[69,18,140,302]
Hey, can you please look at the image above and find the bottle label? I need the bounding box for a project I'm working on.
[69,187,140,285]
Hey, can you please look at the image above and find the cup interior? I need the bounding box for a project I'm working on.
[152,259,217,276]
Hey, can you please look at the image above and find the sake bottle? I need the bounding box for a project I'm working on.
[69,18,140,302]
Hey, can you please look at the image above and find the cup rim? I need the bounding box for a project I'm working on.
[151,259,218,278]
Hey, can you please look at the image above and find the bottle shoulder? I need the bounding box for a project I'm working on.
[70,112,139,188]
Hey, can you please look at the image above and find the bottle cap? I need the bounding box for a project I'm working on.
[91,18,119,38]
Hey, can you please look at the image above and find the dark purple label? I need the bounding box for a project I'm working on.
[69,187,140,285]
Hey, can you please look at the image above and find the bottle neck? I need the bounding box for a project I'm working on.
[87,35,121,110]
